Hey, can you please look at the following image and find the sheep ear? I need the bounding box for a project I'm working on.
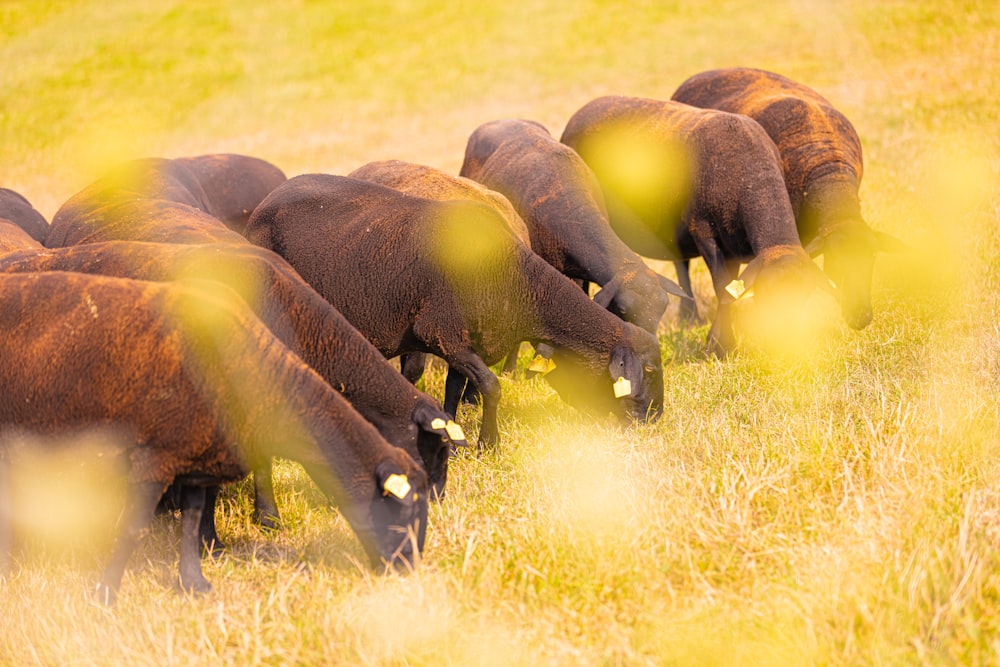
[810,261,839,297]
[804,235,825,257]
[607,345,641,397]
[657,274,693,300]
[412,402,469,447]
[593,277,620,308]
[375,460,416,505]
[874,231,908,253]
[411,402,466,445]
[736,255,767,291]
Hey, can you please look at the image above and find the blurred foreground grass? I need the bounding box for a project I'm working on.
[2,0,999,664]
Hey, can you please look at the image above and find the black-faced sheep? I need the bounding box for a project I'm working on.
[671,67,903,330]
[561,95,834,356]
[460,119,689,334]
[174,153,288,233]
[0,241,462,500]
[347,159,539,393]
[0,271,429,603]
[41,161,461,542]
[244,174,665,448]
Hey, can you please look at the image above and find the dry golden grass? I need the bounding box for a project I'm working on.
[2,0,999,664]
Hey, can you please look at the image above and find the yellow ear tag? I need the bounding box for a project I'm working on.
[445,420,466,441]
[430,417,447,431]
[383,473,411,499]
[725,279,747,299]
[528,354,555,374]
[613,376,632,398]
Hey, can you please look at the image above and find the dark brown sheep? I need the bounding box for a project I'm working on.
[41,161,461,543]
[347,159,538,391]
[349,159,531,245]
[174,153,288,233]
[47,195,246,248]
[0,241,462,501]
[245,174,665,448]
[0,271,429,603]
[0,188,49,245]
[671,67,902,330]
[0,220,43,255]
[561,95,833,356]
[460,119,689,334]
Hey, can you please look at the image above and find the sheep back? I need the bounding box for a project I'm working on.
[175,154,287,233]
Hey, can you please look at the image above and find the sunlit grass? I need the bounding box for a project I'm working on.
[2,0,1000,664]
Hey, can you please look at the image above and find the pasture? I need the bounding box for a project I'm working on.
[1,0,999,664]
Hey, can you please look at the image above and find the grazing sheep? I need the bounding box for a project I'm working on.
[671,67,902,329]
[561,95,833,356]
[0,271,429,603]
[42,161,461,541]
[0,188,49,245]
[348,159,537,392]
[245,174,665,448]
[460,119,690,334]
[0,241,462,499]
[174,153,287,233]
[349,159,532,245]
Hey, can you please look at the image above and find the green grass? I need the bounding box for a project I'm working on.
[2,0,1000,664]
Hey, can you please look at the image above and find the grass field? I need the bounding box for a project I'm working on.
[2,0,1000,664]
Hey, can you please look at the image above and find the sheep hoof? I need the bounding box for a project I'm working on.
[180,577,212,596]
[94,582,118,607]
[677,306,704,327]
[256,512,281,532]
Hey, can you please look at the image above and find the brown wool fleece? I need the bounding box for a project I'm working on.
[460,118,674,334]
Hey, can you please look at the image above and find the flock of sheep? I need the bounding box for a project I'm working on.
[0,67,902,604]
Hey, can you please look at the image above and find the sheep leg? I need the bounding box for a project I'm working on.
[447,354,501,449]
[199,485,226,557]
[687,224,736,357]
[443,366,469,417]
[178,485,212,595]
[673,259,702,325]
[500,342,522,374]
[706,259,743,358]
[97,480,167,605]
[399,352,428,385]
[253,462,281,530]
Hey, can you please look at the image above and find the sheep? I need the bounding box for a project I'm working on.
[347,159,540,395]
[0,219,43,255]
[561,95,834,356]
[47,194,247,248]
[0,240,463,497]
[349,159,532,245]
[174,153,288,233]
[671,67,903,330]
[244,174,665,448]
[459,119,691,334]
[0,271,429,603]
[41,161,462,543]
[0,188,49,246]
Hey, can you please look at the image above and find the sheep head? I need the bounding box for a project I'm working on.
[542,326,664,424]
[805,221,904,330]
[363,456,430,573]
